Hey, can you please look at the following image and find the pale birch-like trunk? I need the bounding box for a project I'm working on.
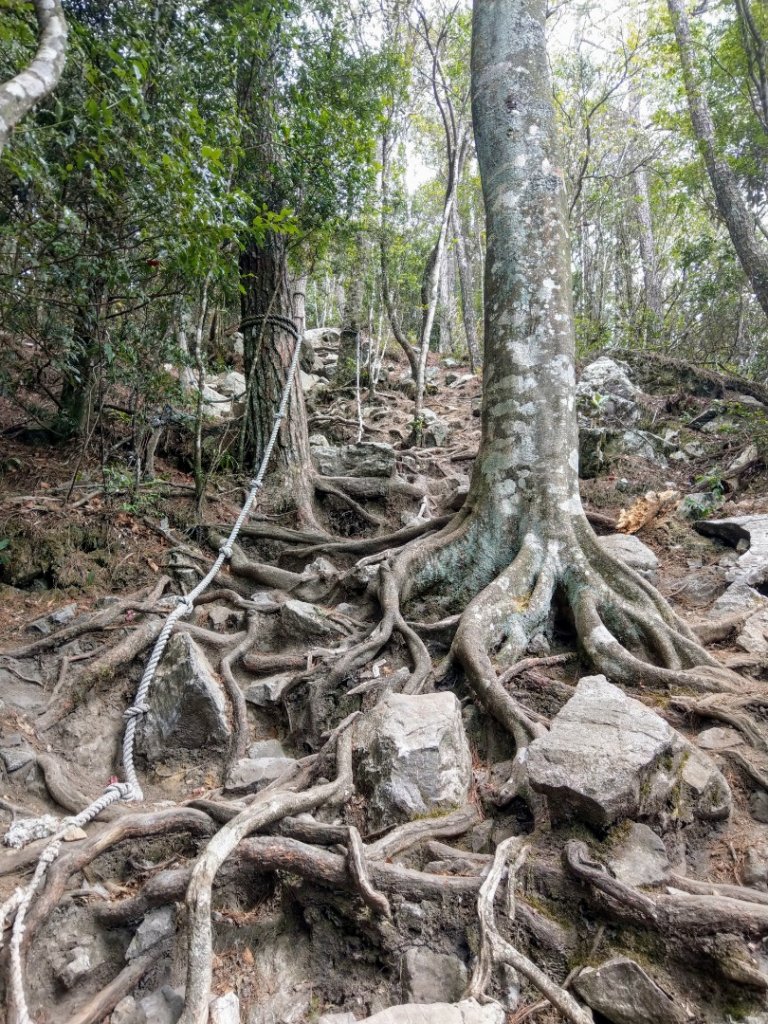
[0,0,68,155]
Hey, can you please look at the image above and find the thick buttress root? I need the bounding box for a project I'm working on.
[336,510,745,759]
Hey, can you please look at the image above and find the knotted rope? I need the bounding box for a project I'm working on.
[1,315,304,1024]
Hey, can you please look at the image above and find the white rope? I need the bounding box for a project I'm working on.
[2,315,304,1024]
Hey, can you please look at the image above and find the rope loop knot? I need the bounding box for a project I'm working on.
[123,701,150,720]
[219,542,233,559]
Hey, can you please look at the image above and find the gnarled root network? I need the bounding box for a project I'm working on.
[333,509,744,760]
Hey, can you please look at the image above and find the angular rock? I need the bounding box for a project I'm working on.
[225,756,297,795]
[363,1001,505,1024]
[697,726,743,751]
[137,987,184,1024]
[209,992,240,1024]
[311,441,396,478]
[599,534,658,576]
[607,822,670,888]
[318,1015,357,1024]
[248,738,287,759]
[750,791,768,824]
[126,907,175,960]
[353,692,472,828]
[57,945,101,990]
[208,370,246,398]
[527,675,731,827]
[402,948,468,1004]
[0,733,36,773]
[577,357,642,427]
[137,633,231,759]
[110,996,145,1024]
[573,957,688,1024]
[244,673,294,707]
[309,433,331,448]
[679,746,731,820]
[281,599,342,639]
[28,602,78,635]
[695,514,768,589]
[423,418,449,448]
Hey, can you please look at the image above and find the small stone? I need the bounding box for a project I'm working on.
[57,946,97,990]
[110,996,146,1024]
[62,825,88,842]
[281,599,342,638]
[244,673,294,707]
[749,791,768,824]
[250,591,281,611]
[683,441,705,458]
[574,957,688,1024]
[311,441,396,478]
[317,1015,357,1024]
[204,604,243,631]
[225,757,298,795]
[126,907,175,960]
[599,534,658,576]
[743,848,768,889]
[696,726,743,751]
[607,822,670,888]
[0,740,35,773]
[402,947,468,1004]
[248,738,287,759]
[209,992,240,1024]
[309,433,330,448]
[364,1001,505,1024]
[28,602,78,635]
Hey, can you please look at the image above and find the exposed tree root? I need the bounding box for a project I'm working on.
[466,836,592,1024]
[566,839,768,986]
[61,945,166,1024]
[672,692,768,751]
[178,727,355,1024]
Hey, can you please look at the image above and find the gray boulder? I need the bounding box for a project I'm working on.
[401,948,468,1004]
[363,1002,505,1024]
[137,633,231,759]
[244,673,294,707]
[353,692,472,828]
[281,599,343,639]
[126,907,175,961]
[225,756,298,795]
[599,534,658,577]
[697,726,743,751]
[577,357,642,427]
[574,957,689,1024]
[311,441,396,478]
[527,675,730,827]
[607,822,670,888]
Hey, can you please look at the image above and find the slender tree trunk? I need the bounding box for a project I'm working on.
[336,232,367,384]
[667,0,768,318]
[379,129,420,379]
[239,233,315,520]
[634,162,662,342]
[438,242,455,355]
[0,0,67,155]
[452,204,482,371]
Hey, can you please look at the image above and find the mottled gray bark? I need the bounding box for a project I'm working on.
[375,0,741,724]
[0,0,68,155]
[667,0,768,319]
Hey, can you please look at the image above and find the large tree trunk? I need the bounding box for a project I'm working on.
[634,161,662,342]
[667,0,768,319]
[357,0,740,732]
[0,0,67,155]
[239,233,315,521]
